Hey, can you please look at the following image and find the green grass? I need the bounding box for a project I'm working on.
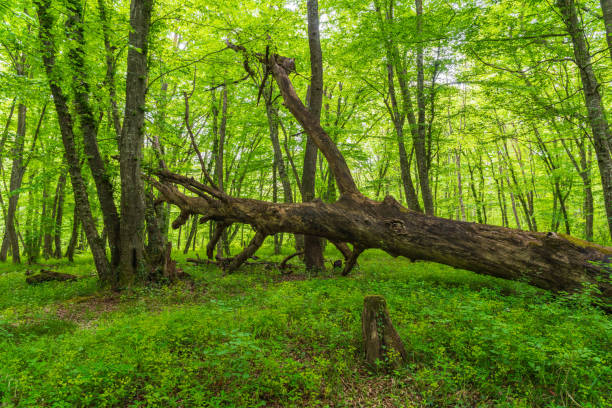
[0,247,610,407]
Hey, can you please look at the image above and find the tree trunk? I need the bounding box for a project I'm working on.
[558,0,612,240]
[265,87,293,205]
[145,193,178,281]
[386,62,421,212]
[3,102,27,263]
[302,0,326,270]
[65,204,79,262]
[36,0,112,282]
[581,144,594,241]
[53,172,66,258]
[455,148,467,221]
[183,215,197,254]
[600,0,612,61]
[217,85,228,256]
[414,0,434,215]
[375,0,422,212]
[44,174,64,258]
[66,0,121,269]
[117,0,154,286]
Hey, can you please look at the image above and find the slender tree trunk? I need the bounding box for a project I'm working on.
[375,0,422,212]
[265,88,293,205]
[36,0,112,282]
[65,204,79,262]
[66,0,121,269]
[302,0,325,270]
[558,0,612,239]
[0,98,16,260]
[386,62,421,211]
[264,92,297,251]
[43,178,54,259]
[183,215,197,254]
[414,0,434,215]
[53,172,66,258]
[581,143,594,241]
[98,0,122,137]
[217,85,228,256]
[600,0,612,61]
[4,102,27,263]
[477,154,487,224]
[455,147,466,221]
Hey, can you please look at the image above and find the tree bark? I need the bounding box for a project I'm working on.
[65,204,79,262]
[386,62,421,212]
[3,102,27,263]
[117,0,154,286]
[183,215,197,254]
[600,0,612,61]
[558,0,612,240]
[265,87,293,204]
[455,147,467,221]
[362,295,408,370]
[302,0,326,270]
[53,172,66,258]
[414,0,434,215]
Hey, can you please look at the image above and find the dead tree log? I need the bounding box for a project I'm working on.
[362,295,408,370]
[26,269,78,284]
[151,46,612,305]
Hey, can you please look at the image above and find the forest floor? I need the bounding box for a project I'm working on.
[0,247,610,407]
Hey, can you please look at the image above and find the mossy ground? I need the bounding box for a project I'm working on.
[0,246,610,407]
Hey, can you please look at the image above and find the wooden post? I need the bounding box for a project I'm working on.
[362,295,408,370]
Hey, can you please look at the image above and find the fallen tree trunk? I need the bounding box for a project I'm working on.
[153,174,612,300]
[151,45,612,306]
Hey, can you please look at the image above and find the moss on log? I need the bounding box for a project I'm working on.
[26,269,78,284]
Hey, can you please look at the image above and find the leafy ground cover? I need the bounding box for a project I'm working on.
[0,247,610,407]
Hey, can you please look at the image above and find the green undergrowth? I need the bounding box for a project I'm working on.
[0,248,610,407]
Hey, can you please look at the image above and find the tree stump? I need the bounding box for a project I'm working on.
[362,295,408,370]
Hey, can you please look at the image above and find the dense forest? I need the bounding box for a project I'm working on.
[1,0,611,406]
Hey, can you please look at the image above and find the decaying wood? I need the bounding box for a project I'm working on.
[26,269,78,284]
[152,46,612,306]
[362,295,408,370]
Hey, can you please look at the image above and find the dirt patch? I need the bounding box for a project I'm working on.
[55,293,121,327]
